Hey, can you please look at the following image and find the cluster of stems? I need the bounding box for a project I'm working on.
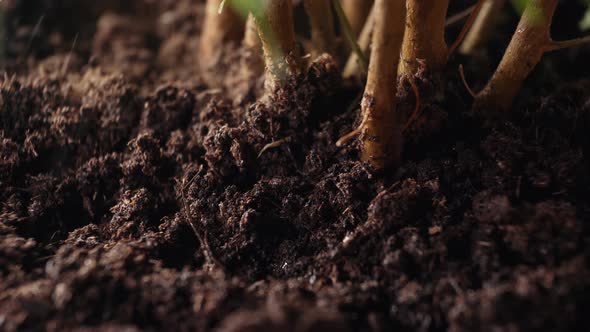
[200,0,590,171]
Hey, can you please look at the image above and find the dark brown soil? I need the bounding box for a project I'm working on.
[2,1,590,331]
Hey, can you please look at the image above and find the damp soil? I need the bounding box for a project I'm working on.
[2,1,590,331]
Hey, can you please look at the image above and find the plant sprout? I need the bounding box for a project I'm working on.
[209,0,590,171]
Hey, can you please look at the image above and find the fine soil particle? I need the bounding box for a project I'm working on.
[1,1,590,331]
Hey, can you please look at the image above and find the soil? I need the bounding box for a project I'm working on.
[1,1,590,331]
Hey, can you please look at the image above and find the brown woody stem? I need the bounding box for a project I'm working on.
[474,0,558,113]
[399,0,450,77]
[360,0,406,171]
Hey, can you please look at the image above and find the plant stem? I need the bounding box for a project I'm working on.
[545,35,590,51]
[243,13,261,50]
[474,0,558,113]
[341,0,373,39]
[399,0,450,77]
[253,0,301,92]
[459,0,506,55]
[342,3,375,80]
[304,0,337,58]
[446,4,478,27]
[241,14,264,80]
[360,0,406,171]
[332,0,368,70]
[200,0,244,70]
[448,0,487,56]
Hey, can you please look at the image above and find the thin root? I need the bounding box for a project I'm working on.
[336,110,369,147]
[459,64,477,98]
[336,127,362,147]
[446,4,477,27]
[258,137,291,158]
[403,76,422,132]
[448,0,486,56]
